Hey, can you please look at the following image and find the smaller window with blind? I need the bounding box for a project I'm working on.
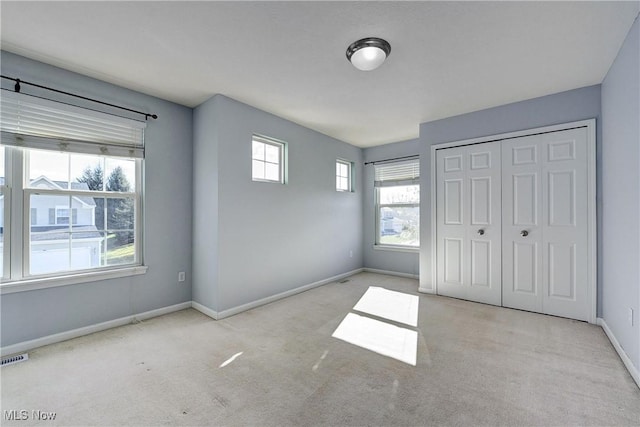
[252,135,285,183]
[374,159,420,248]
[336,159,352,192]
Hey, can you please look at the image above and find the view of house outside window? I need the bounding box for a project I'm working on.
[377,184,420,247]
[23,149,137,276]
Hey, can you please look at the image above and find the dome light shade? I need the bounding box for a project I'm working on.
[346,37,391,71]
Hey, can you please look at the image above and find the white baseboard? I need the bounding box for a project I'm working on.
[1,301,191,357]
[362,267,419,280]
[418,287,435,294]
[213,268,364,320]
[597,318,640,389]
[133,301,192,322]
[191,301,219,320]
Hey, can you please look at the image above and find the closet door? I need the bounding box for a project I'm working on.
[436,142,502,306]
[502,127,589,320]
[501,135,544,312]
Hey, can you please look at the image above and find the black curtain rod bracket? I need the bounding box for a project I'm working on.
[364,154,419,166]
[1,75,157,120]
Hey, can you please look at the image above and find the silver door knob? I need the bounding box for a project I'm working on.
[520,230,529,237]
[477,229,485,236]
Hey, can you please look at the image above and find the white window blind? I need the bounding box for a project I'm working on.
[0,91,146,158]
[374,158,419,186]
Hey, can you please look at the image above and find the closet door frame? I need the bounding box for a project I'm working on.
[430,119,597,324]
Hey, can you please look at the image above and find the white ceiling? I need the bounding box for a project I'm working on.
[1,1,638,147]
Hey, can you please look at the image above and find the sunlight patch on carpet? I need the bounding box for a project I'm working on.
[332,313,417,365]
[353,286,419,327]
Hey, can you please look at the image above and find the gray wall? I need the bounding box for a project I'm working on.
[418,86,602,304]
[363,139,420,276]
[193,95,363,312]
[192,96,221,311]
[0,52,193,347]
[601,15,640,372]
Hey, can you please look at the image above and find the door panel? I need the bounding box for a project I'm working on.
[541,128,588,320]
[548,139,575,162]
[548,243,575,299]
[513,174,538,225]
[470,152,491,170]
[548,171,575,226]
[471,178,490,224]
[444,238,463,284]
[437,146,467,300]
[503,127,589,320]
[513,242,537,294]
[503,135,543,313]
[512,145,537,165]
[471,240,490,287]
[437,142,501,305]
[444,155,463,172]
[444,180,463,224]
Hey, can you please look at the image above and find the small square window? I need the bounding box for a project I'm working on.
[252,135,285,183]
[336,160,352,192]
[55,207,78,225]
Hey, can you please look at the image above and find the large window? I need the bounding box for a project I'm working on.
[0,91,145,283]
[374,159,420,248]
[252,135,285,183]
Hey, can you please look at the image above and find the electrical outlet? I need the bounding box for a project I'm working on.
[629,308,634,326]
[178,271,186,282]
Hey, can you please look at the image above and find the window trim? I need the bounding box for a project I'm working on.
[251,135,286,184]
[1,146,144,286]
[0,265,148,294]
[372,243,419,253]
[336,159,353,192]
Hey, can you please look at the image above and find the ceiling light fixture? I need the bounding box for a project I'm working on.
[346,37,391,71]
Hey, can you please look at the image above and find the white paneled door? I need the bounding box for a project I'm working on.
[435,126,592,321]
[436,141,502,306]
[502,127,589,321]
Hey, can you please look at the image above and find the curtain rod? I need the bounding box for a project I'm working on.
[1,75,158,120]
[364,154,418,166]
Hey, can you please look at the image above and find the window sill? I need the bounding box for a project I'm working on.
[373,245,420,254]
[0,265,148,295]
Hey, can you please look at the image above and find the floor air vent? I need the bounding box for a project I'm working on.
[1,353,29,367]
[339,279,350,284]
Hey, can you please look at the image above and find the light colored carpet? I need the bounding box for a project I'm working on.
[1,272,639,426]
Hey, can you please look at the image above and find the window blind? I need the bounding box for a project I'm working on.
[0,90,146,158]
[374,158,419,186]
